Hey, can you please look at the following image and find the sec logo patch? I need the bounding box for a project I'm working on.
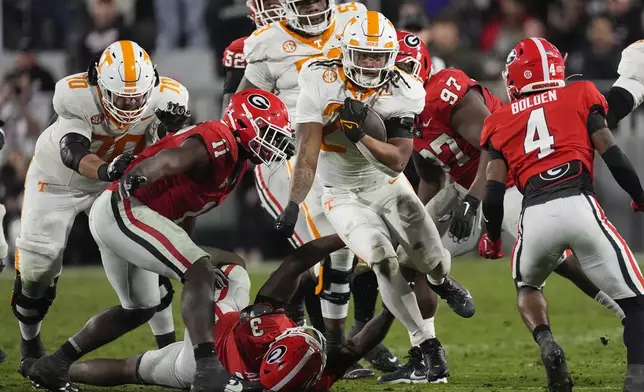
[322,69,338,83]
[91,114,104,125]
[282,40,297,53]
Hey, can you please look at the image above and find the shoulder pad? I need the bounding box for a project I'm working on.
[393,71,426,101]
[244,23,282,62]
[225,37,247,55]
[155,77,190,109]
[53,73,96,121]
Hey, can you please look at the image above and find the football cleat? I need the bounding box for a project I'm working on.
[378,346,428,384]
[364,343,401,372]
[422,338,449,383]
[540,339,573,392]
[23,355,78,392]
[427,275,475,318]
[342,362,375,379]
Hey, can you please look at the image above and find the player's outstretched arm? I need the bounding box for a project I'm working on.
[591,127,644,203]
[256,234,345,305]
[481,152,508,242]
[127,136,210,186]
[289,122,323,204]
[412,151,445,204]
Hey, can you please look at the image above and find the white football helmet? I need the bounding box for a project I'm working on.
[247,0,285,27]
[95,40,156,125]
[341,11,398,88]
[279,0,335,35]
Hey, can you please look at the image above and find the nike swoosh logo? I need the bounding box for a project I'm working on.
[388,356,399,363]
[463,201,470,216]
[422,118,433,128]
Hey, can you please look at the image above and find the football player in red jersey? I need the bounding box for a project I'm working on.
[481,37,644,392]
[20,89,295,392]
[221,0,284,112]
[61,235,397,392]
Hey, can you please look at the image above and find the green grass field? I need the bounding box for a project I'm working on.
[0,258,628,391]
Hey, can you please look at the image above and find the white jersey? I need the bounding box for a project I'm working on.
[614,39,644,109]
[296,62,425,189]
[31,73,189,193]
[243,2,366,119]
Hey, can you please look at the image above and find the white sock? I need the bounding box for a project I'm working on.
[148,306,175,336]
[19,321,41,341]
[373,260,429,344]
[594,291,626,321]
[408,317,436,346]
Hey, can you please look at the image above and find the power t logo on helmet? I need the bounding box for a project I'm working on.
[503,37,566,101]
[96,41,157,125]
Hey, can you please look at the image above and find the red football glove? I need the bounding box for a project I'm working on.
[478,234,504,259]
[631,200,644,212]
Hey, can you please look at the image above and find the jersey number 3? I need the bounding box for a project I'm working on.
[524,107,554,159]
[250,317,264,337]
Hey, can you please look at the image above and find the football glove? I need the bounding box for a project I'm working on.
[106,153,136,181]
[213,265,229,290]
[155,102,191,133]
[448,194,480,243]
[275,201,299,238]
[478,233,504,259]
[339,97,368,143]
[631,199,644,212]
[117,173,147,200]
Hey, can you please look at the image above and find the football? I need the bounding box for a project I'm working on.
[343,99,387,142]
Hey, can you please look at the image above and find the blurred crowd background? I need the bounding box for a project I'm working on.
[0,0,644,269]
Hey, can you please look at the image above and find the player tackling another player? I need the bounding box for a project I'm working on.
[480,37,644,392]
[20,89,295,392]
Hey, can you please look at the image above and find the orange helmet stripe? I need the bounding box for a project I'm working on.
[366,11,380,43]
[119,40,137,87]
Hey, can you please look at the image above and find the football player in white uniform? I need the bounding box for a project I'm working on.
[238,0,384,364]
[13,40,190,361]
[606,39,644,128]
[275,11,475,382]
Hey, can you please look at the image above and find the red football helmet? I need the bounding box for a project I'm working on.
[503,37,566,101]
[247,0,284,27]
[396,30,432,84]
[222,89,294,168]
[260,326,326,391]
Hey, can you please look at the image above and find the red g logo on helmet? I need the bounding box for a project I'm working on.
[395,30,432,84]
[403,34,420,48]
[247,93,271,110]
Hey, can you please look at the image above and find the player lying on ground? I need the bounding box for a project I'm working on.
[481,37,644,392]
[66,234,396,392]
[12,40,190,361]
[20,89,295,392]
[276,10,475,383]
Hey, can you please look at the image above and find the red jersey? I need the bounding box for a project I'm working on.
[481,81,606,193]
[213,309,296,382]
[222,37,248,70]
[108,121,248,222]
[414,69,504,188]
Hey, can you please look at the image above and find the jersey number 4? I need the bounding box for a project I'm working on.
[524,107,554,159]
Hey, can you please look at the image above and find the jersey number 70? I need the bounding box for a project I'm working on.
[524,107,554,159]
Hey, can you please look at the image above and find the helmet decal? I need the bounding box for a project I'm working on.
[248,94,271,110]
[266,345,287,364]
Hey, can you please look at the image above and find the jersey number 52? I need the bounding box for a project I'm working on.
[524,107,554,159]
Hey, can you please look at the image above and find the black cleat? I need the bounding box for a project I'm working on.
[427,276,475,318]
[364,343,401,372]
[25,355,78,392]
[378,346,428,384]
[421,338,449,383]
[540,339,573,392]
[21,334,46,360]
[342,362,375,379]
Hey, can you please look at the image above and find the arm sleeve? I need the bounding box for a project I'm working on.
[604,86,635,128]
[223,67,245,95]
[244,61,275,91]
[295,68,324,124]
[384,117,414,139]
[482,180,506,241]
[601,145,644,202]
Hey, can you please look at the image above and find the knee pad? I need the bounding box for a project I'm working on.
[372,256,400,280]
[319,266,352,306]
[157,276,175,312]
[11,272,58,325]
